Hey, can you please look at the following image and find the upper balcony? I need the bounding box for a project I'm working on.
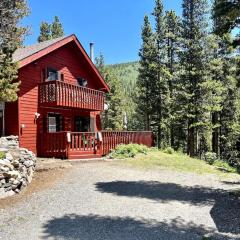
[39,81,105,111]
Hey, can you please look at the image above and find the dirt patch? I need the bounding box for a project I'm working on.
[0,159,73,209]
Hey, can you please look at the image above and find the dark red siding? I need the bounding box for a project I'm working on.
[5,101,19,136]
[17,43,102,154]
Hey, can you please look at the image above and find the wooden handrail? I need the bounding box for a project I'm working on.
[39,81,105,111]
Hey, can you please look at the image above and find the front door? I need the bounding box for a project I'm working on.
[74,116,90,132]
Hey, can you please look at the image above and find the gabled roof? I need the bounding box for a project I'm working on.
[13,34,110,92]
[13,36,66,62]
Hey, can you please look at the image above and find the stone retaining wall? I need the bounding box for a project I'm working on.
[0,136,36,199]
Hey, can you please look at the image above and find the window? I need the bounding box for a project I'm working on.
[48,113,63,132]
[77,77,88,87]
[47,68,59,81]
[61,73,64,82]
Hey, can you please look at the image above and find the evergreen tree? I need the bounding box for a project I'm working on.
[213,0,240,47]
[212,1,240,167]
[38,22,51,42]
[51,16,64,39]
[217,49,240,168]
[38,16,64,43]
[180,0,210,157]
[95,54,125,130]
[0,0,29,101]
[152,0,171,148]
[137,15,157,131]
[164,10,182,149]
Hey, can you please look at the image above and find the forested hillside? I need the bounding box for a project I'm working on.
[107,62,139,93]
[97,0,240,171]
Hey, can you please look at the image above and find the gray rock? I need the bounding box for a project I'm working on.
[12,160,20,168]
[1,179,6,184]
[0,148,9,153]
[0,159,14,170]
[24,160,33,168]
[5,152,13,161]
[4,186,12,192]
[0,166,9,172]
[3,170,21,179]
[14,189,20,193]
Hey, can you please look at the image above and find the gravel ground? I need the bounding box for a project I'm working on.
[0,160,240,240]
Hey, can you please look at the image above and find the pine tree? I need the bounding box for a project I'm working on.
[152,0,171,148]
[0,0,29,101]
[164,10,182,149]
[212,1,240,167]
[137,15,157,131]
[95,54,125,130]
[38,22,51,42]
[38,16,64,43]
[51,16,64,39]
[213,0,240,47]
[180,0,210,157]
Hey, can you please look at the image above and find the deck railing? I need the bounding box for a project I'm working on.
[39,81,105,111]
[69,132,98,152]
[38,131,153,158]
[39,132,68,158]
[101,131,153,155]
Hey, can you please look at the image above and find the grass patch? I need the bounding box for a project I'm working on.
[117,147,240,179]
[213,160,237,173]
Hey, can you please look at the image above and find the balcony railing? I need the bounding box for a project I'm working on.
[39,81,105,111]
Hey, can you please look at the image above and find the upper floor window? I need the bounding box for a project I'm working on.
[47,67,59,81]
[77,77,88,87]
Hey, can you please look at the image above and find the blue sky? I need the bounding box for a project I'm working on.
[23,0,182,64]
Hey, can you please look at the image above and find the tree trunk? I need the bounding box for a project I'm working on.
[188,122,195,157]
[212,112,219,156]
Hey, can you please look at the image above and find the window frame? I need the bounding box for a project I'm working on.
[47,67,59,81]
[77,77,88,87]
[47,113,63,133]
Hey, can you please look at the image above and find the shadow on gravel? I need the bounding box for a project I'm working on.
[42,214,213,240]
[95,181,240,235]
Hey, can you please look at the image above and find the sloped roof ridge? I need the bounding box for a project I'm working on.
[13,36,68,62]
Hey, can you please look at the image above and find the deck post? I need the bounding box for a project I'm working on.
[66,132,71,159]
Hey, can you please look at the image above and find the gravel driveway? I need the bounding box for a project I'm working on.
[0,161,240,240]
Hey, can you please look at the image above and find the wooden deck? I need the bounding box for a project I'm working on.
[39,131,153,159]
[39,81,105,111]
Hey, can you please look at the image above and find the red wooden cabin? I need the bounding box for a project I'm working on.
[0,35,152,159]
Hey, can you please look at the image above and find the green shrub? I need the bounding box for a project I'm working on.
[213,160,237,173]
[0,151,5,159]
[163,147,175,155]
[204,152,218,165]
[109,144,149,159]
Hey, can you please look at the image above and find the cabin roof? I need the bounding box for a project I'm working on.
[13,35,110,92]
[13,36,67,62]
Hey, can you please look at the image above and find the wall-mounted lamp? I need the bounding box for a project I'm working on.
[35,112,41,119]
[21,124,25,129]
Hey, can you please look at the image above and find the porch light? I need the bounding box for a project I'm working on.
[35,112,40,119]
